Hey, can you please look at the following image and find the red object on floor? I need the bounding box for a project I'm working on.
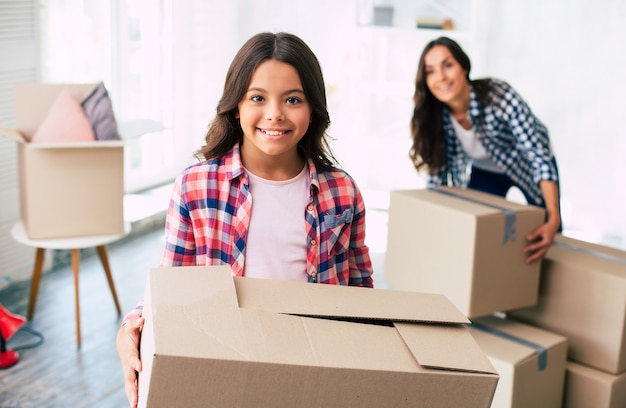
[0,348,19,369]
[0,304,26,369]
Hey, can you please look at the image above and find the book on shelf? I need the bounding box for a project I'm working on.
[416,17,454,30]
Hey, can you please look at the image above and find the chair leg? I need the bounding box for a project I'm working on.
[27,248,46,320]
[72,249,81,349]
[96,245,122,316]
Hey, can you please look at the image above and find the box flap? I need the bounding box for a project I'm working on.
[0,124,26,143]
[148,266,245,359]
[395,322,497,374]
[234,275,470,324]
[150,265,238,308]
[15,82,98,138]
[25,140,125,149]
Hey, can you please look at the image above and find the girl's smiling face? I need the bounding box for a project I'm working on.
[423,45,469,106]
[237,58,311,177]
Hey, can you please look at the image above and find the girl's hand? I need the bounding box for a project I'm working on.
[116,316,145,408]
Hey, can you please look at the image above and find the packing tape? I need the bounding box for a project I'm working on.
[553,240,626,266]
[471,321,548,371]
[428,188,516,244]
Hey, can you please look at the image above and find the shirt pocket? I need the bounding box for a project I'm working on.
[321,208,353,253]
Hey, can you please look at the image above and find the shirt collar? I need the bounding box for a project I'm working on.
[468,83,481,118]
[228,143,320,196]
[223,144,245,181]
[306,157,320,196]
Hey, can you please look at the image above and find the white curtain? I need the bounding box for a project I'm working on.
[0,0,43,288]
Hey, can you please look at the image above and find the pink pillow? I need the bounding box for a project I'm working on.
[30,88,96,143]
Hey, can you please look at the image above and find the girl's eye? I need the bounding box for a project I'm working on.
[286,96,301,104]
[251,95,264,102]
[445,63,454,69]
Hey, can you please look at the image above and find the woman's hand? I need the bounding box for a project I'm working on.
[523,218,559,263]
[524,180,561,263]
[116,316,144,408]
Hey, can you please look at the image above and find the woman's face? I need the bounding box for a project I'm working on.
[237,59,311,174]
[423,45,469,106]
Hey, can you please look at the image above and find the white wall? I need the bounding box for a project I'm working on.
[483,0,626,248]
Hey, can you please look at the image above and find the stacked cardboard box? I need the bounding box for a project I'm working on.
[562,361,626,408]
[467,315,568,407]
[0,83,124,239]
[138,266,499,408]
[384,186,545,318]
[509,234,626,407]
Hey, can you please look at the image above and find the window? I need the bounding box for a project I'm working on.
[39,0,195,193]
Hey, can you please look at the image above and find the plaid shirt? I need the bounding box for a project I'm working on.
[429,78,559,205]
[124,145,373,322]
[161,144,373,288]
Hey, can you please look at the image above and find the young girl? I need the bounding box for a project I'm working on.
[410,36,561,264]
[117,32,374,407]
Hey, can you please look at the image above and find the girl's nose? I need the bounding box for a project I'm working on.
[265,103,285,121]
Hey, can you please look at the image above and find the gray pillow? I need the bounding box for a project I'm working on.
[81,82,121,141]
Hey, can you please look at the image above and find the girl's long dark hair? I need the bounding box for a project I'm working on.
[409,36,490,174]
[195,32,337,171]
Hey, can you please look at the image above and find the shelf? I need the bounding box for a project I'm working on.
[356,0,476,36]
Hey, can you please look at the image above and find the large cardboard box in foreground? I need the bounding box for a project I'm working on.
[138,266,499,408]
[562,361,626,408]
[0,83,124,239]
[509,234,626,374]
[384,187,545,318]
[468,315,568,408]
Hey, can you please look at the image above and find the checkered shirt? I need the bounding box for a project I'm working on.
[163,144,372,283]
[123,145,374,322]
[428,78,559,205]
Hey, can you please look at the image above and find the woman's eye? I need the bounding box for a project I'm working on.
[251,95,264,102]
[286,96,301,104]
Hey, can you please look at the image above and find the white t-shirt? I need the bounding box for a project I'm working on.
[243,164,310,282]
[450,114,504,174]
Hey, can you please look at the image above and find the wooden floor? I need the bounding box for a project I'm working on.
[0,223,165,408]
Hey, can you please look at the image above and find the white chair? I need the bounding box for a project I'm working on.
[10,221,131,348]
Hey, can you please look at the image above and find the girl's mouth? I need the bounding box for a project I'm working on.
[260,129,288,136]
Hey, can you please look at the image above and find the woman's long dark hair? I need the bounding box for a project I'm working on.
[195,32,337,171]
[409,36,489,174]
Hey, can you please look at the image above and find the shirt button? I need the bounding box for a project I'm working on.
[310,239,317,246]
[310,271,317,279]
[306,204,314,212]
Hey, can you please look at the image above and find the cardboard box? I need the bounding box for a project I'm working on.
[509,234,626,374]
[563,361,626,408]
[468,315,568,408]
[384,187,545,318]
[138,266,499,408]
[0,83,124,239]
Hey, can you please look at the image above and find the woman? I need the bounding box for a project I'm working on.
[410,36,561,264]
